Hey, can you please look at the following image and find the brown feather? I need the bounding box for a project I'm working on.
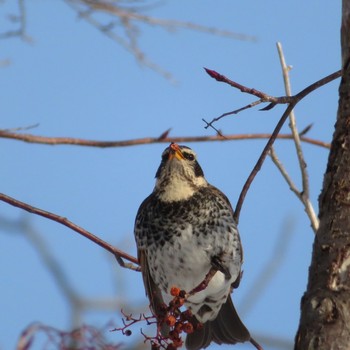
[138,249,170,336]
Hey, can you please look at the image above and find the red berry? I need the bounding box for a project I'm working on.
[170,286,181,297]
[166,315,176,327]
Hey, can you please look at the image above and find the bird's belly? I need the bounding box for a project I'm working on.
[147,225,237,303]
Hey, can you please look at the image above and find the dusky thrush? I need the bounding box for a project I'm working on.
[134,143,253,350]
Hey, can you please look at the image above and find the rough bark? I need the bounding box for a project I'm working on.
[294,1,350,349]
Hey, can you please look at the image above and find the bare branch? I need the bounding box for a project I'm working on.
[276,42,308,193]
[233,102,302,223]
[0,215,145,329]
[0,129,331,149]
[64,0,255,80]
[0,193,140,270]
[204,67,341,126]
[203,68,341,223]
[269,147,302,198]
[276,42,319,232]
[65,0,175,81]
[17,323,122,350]
[204,67,292,103]
[269,147,321,232]
[203,100,264,129]
[68,0,256,41]
[203,68,341,143]
[0,0,29,41]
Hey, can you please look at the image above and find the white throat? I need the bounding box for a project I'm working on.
[156,172,208,202]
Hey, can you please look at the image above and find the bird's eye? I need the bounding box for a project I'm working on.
[183,152,195,161]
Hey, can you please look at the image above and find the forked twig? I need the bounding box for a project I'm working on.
[63,0,255,81]
[203,68,342,223]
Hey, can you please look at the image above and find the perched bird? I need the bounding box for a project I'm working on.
[134,143,253,350]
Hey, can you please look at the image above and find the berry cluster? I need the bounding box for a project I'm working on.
[115,286,203,349]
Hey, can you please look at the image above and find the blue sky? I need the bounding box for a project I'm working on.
[1,1,341,349]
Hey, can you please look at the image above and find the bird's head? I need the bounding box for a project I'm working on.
[154,143,208,202]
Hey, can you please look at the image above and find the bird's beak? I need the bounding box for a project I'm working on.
[169,143,185,160]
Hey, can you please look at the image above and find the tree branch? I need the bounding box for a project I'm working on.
[64,0,255,81]
[0,193,140,270]
[202,69,340,223]
[0,0,28,41]
[275,42,319,232]
[295,3,350,347]
[269,147,302,198]
[0,130,330,149]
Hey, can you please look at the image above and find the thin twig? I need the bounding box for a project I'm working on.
[0,215,140,328]
[232,70,340,223]
[276,42,319,232]
[276,43,308,190]
[204,68,341,128]
[71,3,175,81]
[203,100,263,129]
[70,0,256,41]
[0,0,28,40]
[204,67,293,103]
[0,193,140,270]
[0,130,331,149]
[269,148,301,198]
[203,66,340,134]
[270,147,319,232]
[64,0,255,81]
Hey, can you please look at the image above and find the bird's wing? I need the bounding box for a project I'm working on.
[138,249,169,335]
[135,194,169,332]
[207,185,244,289]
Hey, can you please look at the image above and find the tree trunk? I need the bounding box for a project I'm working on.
[294,1,350,349]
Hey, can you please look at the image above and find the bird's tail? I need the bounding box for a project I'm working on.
[185,295,251,350]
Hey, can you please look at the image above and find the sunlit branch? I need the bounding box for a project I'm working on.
[0,130,330,149]
[0,193,140,270]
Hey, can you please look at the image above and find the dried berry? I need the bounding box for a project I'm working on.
[168,330,180,341]
[183,322,194,334]
[172,338,184,348]
[173,297,185,308]
[174,322,183,332]
[165,315,176,327]
[170,286,181,297]
[195,322,203,331]
[180,309,192,321]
